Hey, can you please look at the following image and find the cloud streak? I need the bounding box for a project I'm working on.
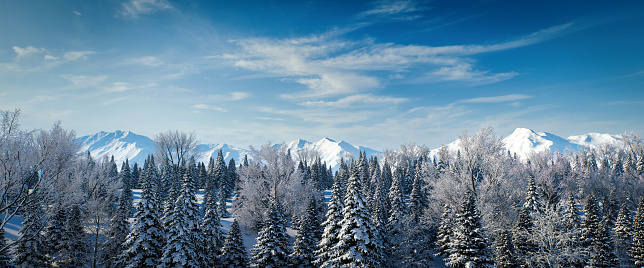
[119,0,173,19]
[460,94,532,103]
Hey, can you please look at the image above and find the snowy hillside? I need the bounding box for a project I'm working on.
[76,131,380,170]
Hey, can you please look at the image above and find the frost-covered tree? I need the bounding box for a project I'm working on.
[201,194,225,267]
[121,159,135,218]
[0,227,10,266]
[435,204,453,258]
[43,206,67,263]
[407,172,428,224]
[120,156,164,268]
[251,202,291,268]
[221,219,248,268]
[513,207,536,267]
[632,197,644,267]
[58,205,88,268]
[324,164,384,267]
[494,230,516,268]
[290,197,322,268]
[446,190,494,268]
[161,170,203,268]
[13,196,48,267]
[582,194,617,267]
[614,203,633,267]
[524,175,542,214]
[315,170,345,267]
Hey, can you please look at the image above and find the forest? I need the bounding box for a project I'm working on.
[2,108,644,268]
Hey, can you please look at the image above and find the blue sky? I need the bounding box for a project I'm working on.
[1,0,643,149]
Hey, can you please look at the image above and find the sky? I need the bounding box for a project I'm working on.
[1,0,643,150]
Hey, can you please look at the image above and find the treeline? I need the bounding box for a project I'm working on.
[3,108,644,268]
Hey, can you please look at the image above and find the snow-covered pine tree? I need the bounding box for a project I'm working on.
[120,155,164,268]
[0,227,11,267]
[251,202,291,268]
[614,203,633,267]
[524,175,542,214]
[558,193,583,267]
[632,197,644,267]
[446,190,494,268]
[582,194,618,267]
[325,163,384,267]
[102,186,131,267]
[201,195,225,267]
[315,167,345,267]
[494,230,516,268]
[387,166,407,243]
[227,158,238,193]
[513,207,536,267]
[290,197,322,268]
[435,204,453,258]
[161,169,203,268]
[213,150,227,192]
[43,206,67,263]
[12,197,48,267]
[58,205,88,268]
[121,159,134,218]
[407,172,428,224]
[221,219,248,268]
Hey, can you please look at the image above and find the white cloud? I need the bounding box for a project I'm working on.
[301,94,408,108]
[73,10,82,16]
[119,0,173,18]
[428,63,518,84]
[44,55,58,60]
[13,46,44,59]
[63,51,95,61]
[461,94,532,104]
[192,104,227,112]
[360,0,424,17]
[106,82,130,92]
[209,91,250,101]
[123,56,163,67]
[61,74,108,88]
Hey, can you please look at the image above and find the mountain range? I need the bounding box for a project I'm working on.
[77,128,623,169]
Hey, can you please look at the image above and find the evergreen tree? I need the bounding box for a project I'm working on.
[315,168,345,267]
[325,164,384,267]
[201,197,225,267]
[524,175,542,214]
[43,206,67,263]
[494,230,516,268]
[435,204,453,257]
[13,198,48,267]
[290,197,322,268]
[58,205,88,268]
[614,203,633,267]
[407,173,428,224]
[120,156,164,268]
[121,159,134,217]
[0,227,11,267]
[582,194,618,267]
[103,188,131,267]
[513,207,536,267]
[221,220,248,268]
[632,197,644,267]
[161,169,203,268]
[559,193,583,267]
[446,190,494,268]
[251,202,291,268]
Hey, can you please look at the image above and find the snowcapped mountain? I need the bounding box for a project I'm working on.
[430,128,623,161]
[76,131,380,170]
[281,137,381,169]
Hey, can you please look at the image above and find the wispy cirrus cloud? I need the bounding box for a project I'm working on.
[119,0,173,19]
[225,22,573,99]
[208,91,250,101]
[192,104,227,112]
[460,94,532,103]
[359,0,426,20]
[301,94,408,108]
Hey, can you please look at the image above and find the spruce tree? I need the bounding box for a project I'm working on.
[524,175,542,214]
[632,197,644,267]
[614,203,633,267]
[0,227,11,267]
[582,194,618,267]
[43,206,67,263]
[290,197,322,268]
[58,205,88,268]
[494,230,516,268]
[103,189,131,267]
[161,169,203,268]
[13,198,48,267]
[435,204,453,258]
[221,220,248,268]
[251,202,291,267]
[201,197,225,267]
[121,159,135,218]
[408,173,428,224]
[446,190,494,268]
[120,156,164,267]
[325,164,384,267]
[315,168,345,267]
[513,207,536,267]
